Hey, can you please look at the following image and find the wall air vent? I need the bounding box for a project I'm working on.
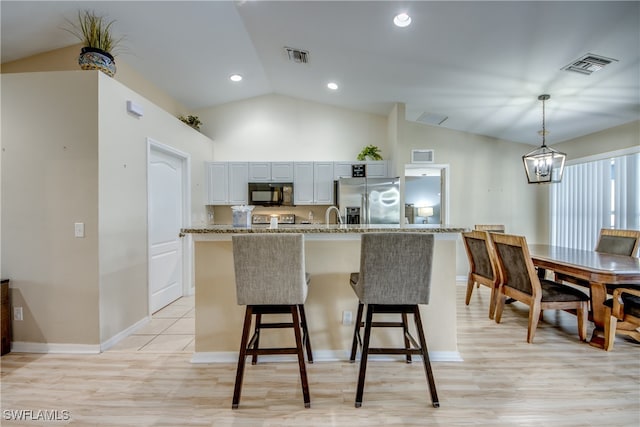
[411,149,435,164]
[562,53,618,75]
[285,47,309,64]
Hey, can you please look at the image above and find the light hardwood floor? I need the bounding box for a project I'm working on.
[1,285,638,426]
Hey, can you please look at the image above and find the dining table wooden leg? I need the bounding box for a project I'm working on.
[588,282,608,349]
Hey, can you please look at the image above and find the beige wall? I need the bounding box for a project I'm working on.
[1,70,214,348]
[196,94,389,161]
[1,44,188,118]
[1,71,101,344]
[194,236,458,356]
[554,120,639,160]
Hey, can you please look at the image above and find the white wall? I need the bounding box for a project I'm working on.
[1,70,214,348]
[97,73,213,343]
[197,94,388,161]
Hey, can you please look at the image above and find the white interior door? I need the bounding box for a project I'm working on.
[149,145,186,313]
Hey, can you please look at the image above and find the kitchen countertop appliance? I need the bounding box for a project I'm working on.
[252,213,296,225]
[338,177,401,224]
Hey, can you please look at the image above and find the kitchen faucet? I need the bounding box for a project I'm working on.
[325,206,344,225]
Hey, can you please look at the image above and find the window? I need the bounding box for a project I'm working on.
[550,151,639,250]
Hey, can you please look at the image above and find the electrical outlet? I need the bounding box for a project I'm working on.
[342,310,353,326]
[14,306,23,321]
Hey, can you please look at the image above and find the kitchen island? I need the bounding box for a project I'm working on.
[182,224,466,363]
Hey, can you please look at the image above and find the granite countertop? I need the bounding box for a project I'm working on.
[180,224,467,236]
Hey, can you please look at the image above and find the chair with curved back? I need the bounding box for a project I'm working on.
[603,287,640,351]
[348,233,439,408]
[491,233,590,343]
[462,230,501,319]
[474,224,505,233]
[231,233,312,409]
[555,229,640,288]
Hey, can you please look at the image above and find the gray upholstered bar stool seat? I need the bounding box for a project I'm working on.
[231,233,312,409]
[348,233,439,408]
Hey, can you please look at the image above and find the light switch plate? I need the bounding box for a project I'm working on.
[74,222,85,238]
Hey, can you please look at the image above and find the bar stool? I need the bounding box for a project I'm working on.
[349,233,439,408]
[231,233,312,409]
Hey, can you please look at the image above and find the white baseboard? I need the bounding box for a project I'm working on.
[100,315,151,352]
[11,342,101,354]
[191,350,462,364]
[10,316,151,354]
[456,275,467,283]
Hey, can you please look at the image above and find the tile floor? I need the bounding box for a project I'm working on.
[107,295,195,353]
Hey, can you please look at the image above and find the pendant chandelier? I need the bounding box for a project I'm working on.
[522,94,566,184]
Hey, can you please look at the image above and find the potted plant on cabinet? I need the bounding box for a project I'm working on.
[357,145,383,161]
[178,115,202,131]
[64,10,123,77]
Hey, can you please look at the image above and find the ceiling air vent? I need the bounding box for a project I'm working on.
[411,149,435,164]
[416,112,448,126]
[285,47,309,64]
[562,53,618,75]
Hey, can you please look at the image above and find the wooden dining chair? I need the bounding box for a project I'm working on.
[474,224,505,233]
[596,229,640,257]
[462,231,501,319]
[555,229,640,288]
[490,233,590,343]
[603,287,640,351]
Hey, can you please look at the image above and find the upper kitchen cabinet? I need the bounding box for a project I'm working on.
[248,162,294,182]
[228,162,250,204]
[365,161,388,178]
[293,162,334,205]
[333,161,388,179]
[314,162,335,204]
[206,161,249,205]
[293,162,314,204]
[206,162,229,204]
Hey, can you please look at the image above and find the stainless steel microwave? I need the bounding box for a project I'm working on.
[248,182,294,206]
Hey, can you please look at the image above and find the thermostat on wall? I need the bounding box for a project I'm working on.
[126,100,144,118]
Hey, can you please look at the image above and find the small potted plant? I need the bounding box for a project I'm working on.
[357,145,383,161]
[64,10,123,77]
[178,115,202,131]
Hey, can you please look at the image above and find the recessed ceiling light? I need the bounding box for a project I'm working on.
[229,74,243,82]
[393,12,411,28]
[327,82,339,90]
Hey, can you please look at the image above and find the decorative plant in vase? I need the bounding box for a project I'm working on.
[64,10,123,77]
[178,115,202,131]
[357,145,383,161]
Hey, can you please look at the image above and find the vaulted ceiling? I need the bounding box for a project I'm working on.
[2,1,639,145]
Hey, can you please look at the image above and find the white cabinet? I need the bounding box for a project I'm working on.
[209,160,383,206]
[206,162,248,205]
[366,161,388,178]
[228,162,249,204]
[248,162,294,182]
[293,162,314,205]
[294,162,334,205]
[314,162,335,204]
[333,162,353,179]
[206,162,228,205]
[271,162,294,181]
[333,161,388,179]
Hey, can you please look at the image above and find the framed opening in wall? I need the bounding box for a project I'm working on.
[404,164,450,225]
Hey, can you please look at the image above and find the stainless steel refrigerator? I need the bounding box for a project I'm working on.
[337,177,401,224]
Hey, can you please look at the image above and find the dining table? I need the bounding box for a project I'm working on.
[528,244,640,348]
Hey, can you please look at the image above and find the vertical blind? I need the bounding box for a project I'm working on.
[550,152,640,250]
